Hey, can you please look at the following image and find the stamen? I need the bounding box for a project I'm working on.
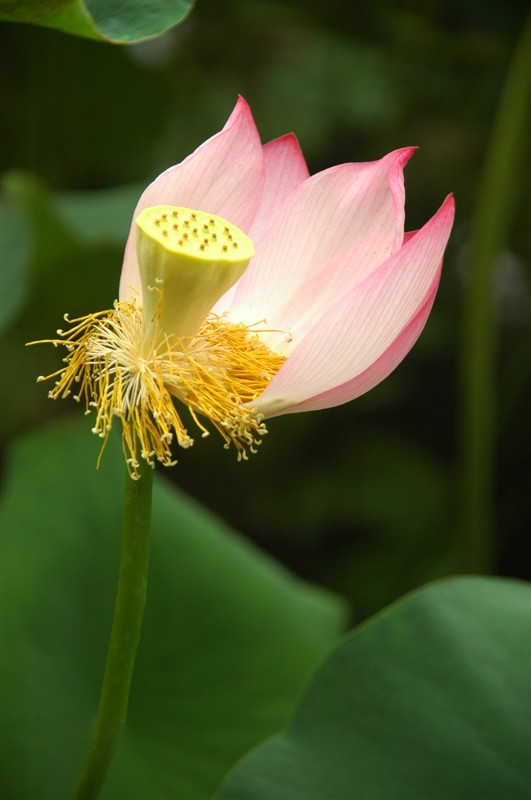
[28,299,286,478]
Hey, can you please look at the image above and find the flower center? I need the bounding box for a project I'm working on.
[28,205,286,478]
[139,206,253,260]
[136,205,255,339]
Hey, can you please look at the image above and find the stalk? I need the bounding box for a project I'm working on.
[71,463,154,799]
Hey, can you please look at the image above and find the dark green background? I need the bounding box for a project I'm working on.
[1,0,529,621]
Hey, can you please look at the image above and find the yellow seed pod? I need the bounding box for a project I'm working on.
[136,205,254,339]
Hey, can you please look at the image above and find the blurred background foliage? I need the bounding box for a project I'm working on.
[1,0,529,621]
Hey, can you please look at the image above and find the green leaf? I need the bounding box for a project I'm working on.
[1,419,347,799]
[0,0,194,44]
[218,576,531,800]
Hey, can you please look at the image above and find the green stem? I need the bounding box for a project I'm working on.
[460,14,530,573]
[71,463,154,799]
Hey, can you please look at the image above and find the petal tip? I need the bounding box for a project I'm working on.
[394,146,418,168]
[224,95,254,131]
[438,193,456,224]
[266,131,298,146]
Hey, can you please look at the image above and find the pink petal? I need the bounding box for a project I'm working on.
[213,133,309,314]
[272,276,438,415]
[119,97,264,301]
[250,134,310,240]
[253,194,455,418]
[226,148,415,329]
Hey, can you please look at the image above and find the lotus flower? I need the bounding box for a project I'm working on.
[33,97,454,477]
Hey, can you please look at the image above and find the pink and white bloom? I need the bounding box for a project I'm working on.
[35,97,454,477]
[121,96,454,420]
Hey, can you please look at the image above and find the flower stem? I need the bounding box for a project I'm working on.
[71,462,154,799]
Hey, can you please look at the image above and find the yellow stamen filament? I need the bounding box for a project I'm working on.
[29,299,285,479]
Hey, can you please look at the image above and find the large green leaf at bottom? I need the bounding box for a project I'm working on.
[218,576,530,800]
[1,419,346,799]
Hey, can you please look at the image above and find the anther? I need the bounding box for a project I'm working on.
[172,210,178,217]
[162,230,168,236]
[173,223,178,230]
[161,213,168,220]
[222,245,228,252]
[155,219,161,225]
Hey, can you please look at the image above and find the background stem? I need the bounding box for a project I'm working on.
[71,463,154,799]
[459,14,530,573]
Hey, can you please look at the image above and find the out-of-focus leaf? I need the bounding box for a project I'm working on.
[218,576,531,800]
[0,0,194,44]
[0,201,32,331]
[54,183,143,244]
[2,170,141,253]
[0,419,347,799]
